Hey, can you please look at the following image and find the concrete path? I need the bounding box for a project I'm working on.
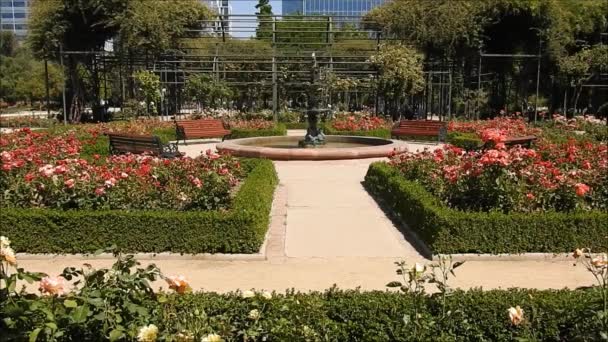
[13,134,597,293]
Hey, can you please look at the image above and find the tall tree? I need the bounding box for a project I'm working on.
[255,0,273,40]
[370,44,425,119]
[0,31,18,57]
[28,0,211,122]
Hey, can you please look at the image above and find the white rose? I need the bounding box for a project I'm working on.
[242,290,255,298]
[248,309,260,320]
[414,263,425,274]
[261,291,272,300]
[201,333,224,342]
[137,324,158,342]
[0,236,10,249]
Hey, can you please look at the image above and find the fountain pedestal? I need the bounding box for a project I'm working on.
[299,108,328,147]
[299,53,329,148]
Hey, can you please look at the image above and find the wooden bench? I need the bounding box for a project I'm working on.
[107,133,183,158]
[482,135,538,149]
[175,119,231,145]
[391,120,447,142]
[504,135,537,148]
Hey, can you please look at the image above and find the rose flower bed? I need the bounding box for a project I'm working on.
[0,128,278,254]
[325,115,392,138]
[364,140,608,254]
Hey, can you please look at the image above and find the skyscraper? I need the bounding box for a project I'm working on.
[282,0,303,15]
[202,0,232,35]
[0,0,30,38]
[282,0,386,18]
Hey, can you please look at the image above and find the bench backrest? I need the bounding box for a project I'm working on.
[175,119,229,138]
[394,120,445,132]
[107,133,162,155]
[176,120,226,130]
[397,120,444,128]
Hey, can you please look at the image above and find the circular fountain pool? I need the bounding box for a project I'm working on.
[216,135,402,160]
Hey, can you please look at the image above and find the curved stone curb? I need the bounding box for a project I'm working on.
[15,184,291,263]
[217,135,405,160]
[434,253,576,262]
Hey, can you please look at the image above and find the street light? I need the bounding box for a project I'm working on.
[161,88,167,120]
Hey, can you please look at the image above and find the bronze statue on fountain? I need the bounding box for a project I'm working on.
[299,52,329,147]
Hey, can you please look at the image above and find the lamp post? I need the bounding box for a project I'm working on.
[161,88,167,120]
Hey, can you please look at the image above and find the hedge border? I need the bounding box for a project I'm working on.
[229,124,287,139]
[1,159,278,254]
[364,162,608,254]
[153,288,600,342]
[324,125,391,138]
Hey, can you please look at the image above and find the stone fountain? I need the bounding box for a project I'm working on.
[299,53,329,147]
[215,52,403,160]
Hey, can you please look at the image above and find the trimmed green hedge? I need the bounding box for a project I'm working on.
[148,288,602,342]
[283,122,309,129]
[364,162,608,254]
[1,159,278,254]
[446,132,483,150]
[324,125,391,138]
[229,124,287,139]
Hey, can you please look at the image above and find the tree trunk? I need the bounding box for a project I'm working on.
[67,56,84,123]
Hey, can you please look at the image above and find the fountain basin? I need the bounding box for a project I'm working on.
[217,135,402,160]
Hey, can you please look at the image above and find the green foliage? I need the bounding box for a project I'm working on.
[324,125,391,138]
[133,70,161,114]
[364,162,608,254]
[1,159,278,254]
[0,31,17,57]
[255,0,273,40]
[117,0,212,54]
[446,132,483,150]
[185,74,234,110]
[2,282,604,341]
[229,124,287,139]
[0,47,63,104]
[1,253,162,341]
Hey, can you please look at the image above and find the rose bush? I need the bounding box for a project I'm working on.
[227,118,274,130]
[448,117,540,139]
[1,129,244,211]
[389,141,608,213]
[331,115,391,131]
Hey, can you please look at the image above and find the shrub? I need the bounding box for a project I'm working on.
[1,159,278,254]
[446,132,483,150]
[229,123,287,139]
[331,115,391,131]
[284,122,309,129]
[324,125,391,138]
[364,162,608,253]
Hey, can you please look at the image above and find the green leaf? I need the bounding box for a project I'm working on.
[386,281,402,287]
[109,329,124,341]
[29,328,42,342]
[157,295,168,303]
[45,322,57,331]
[63,299,78,308]
[72,305,90,323]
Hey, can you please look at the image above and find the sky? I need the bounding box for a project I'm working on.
[228,0,283,38]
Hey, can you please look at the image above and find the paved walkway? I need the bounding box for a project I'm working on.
[15,134,596,292]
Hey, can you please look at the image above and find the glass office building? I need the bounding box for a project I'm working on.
[0,0,30,38]
[202,0,232,35]
[282,0,386,18]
